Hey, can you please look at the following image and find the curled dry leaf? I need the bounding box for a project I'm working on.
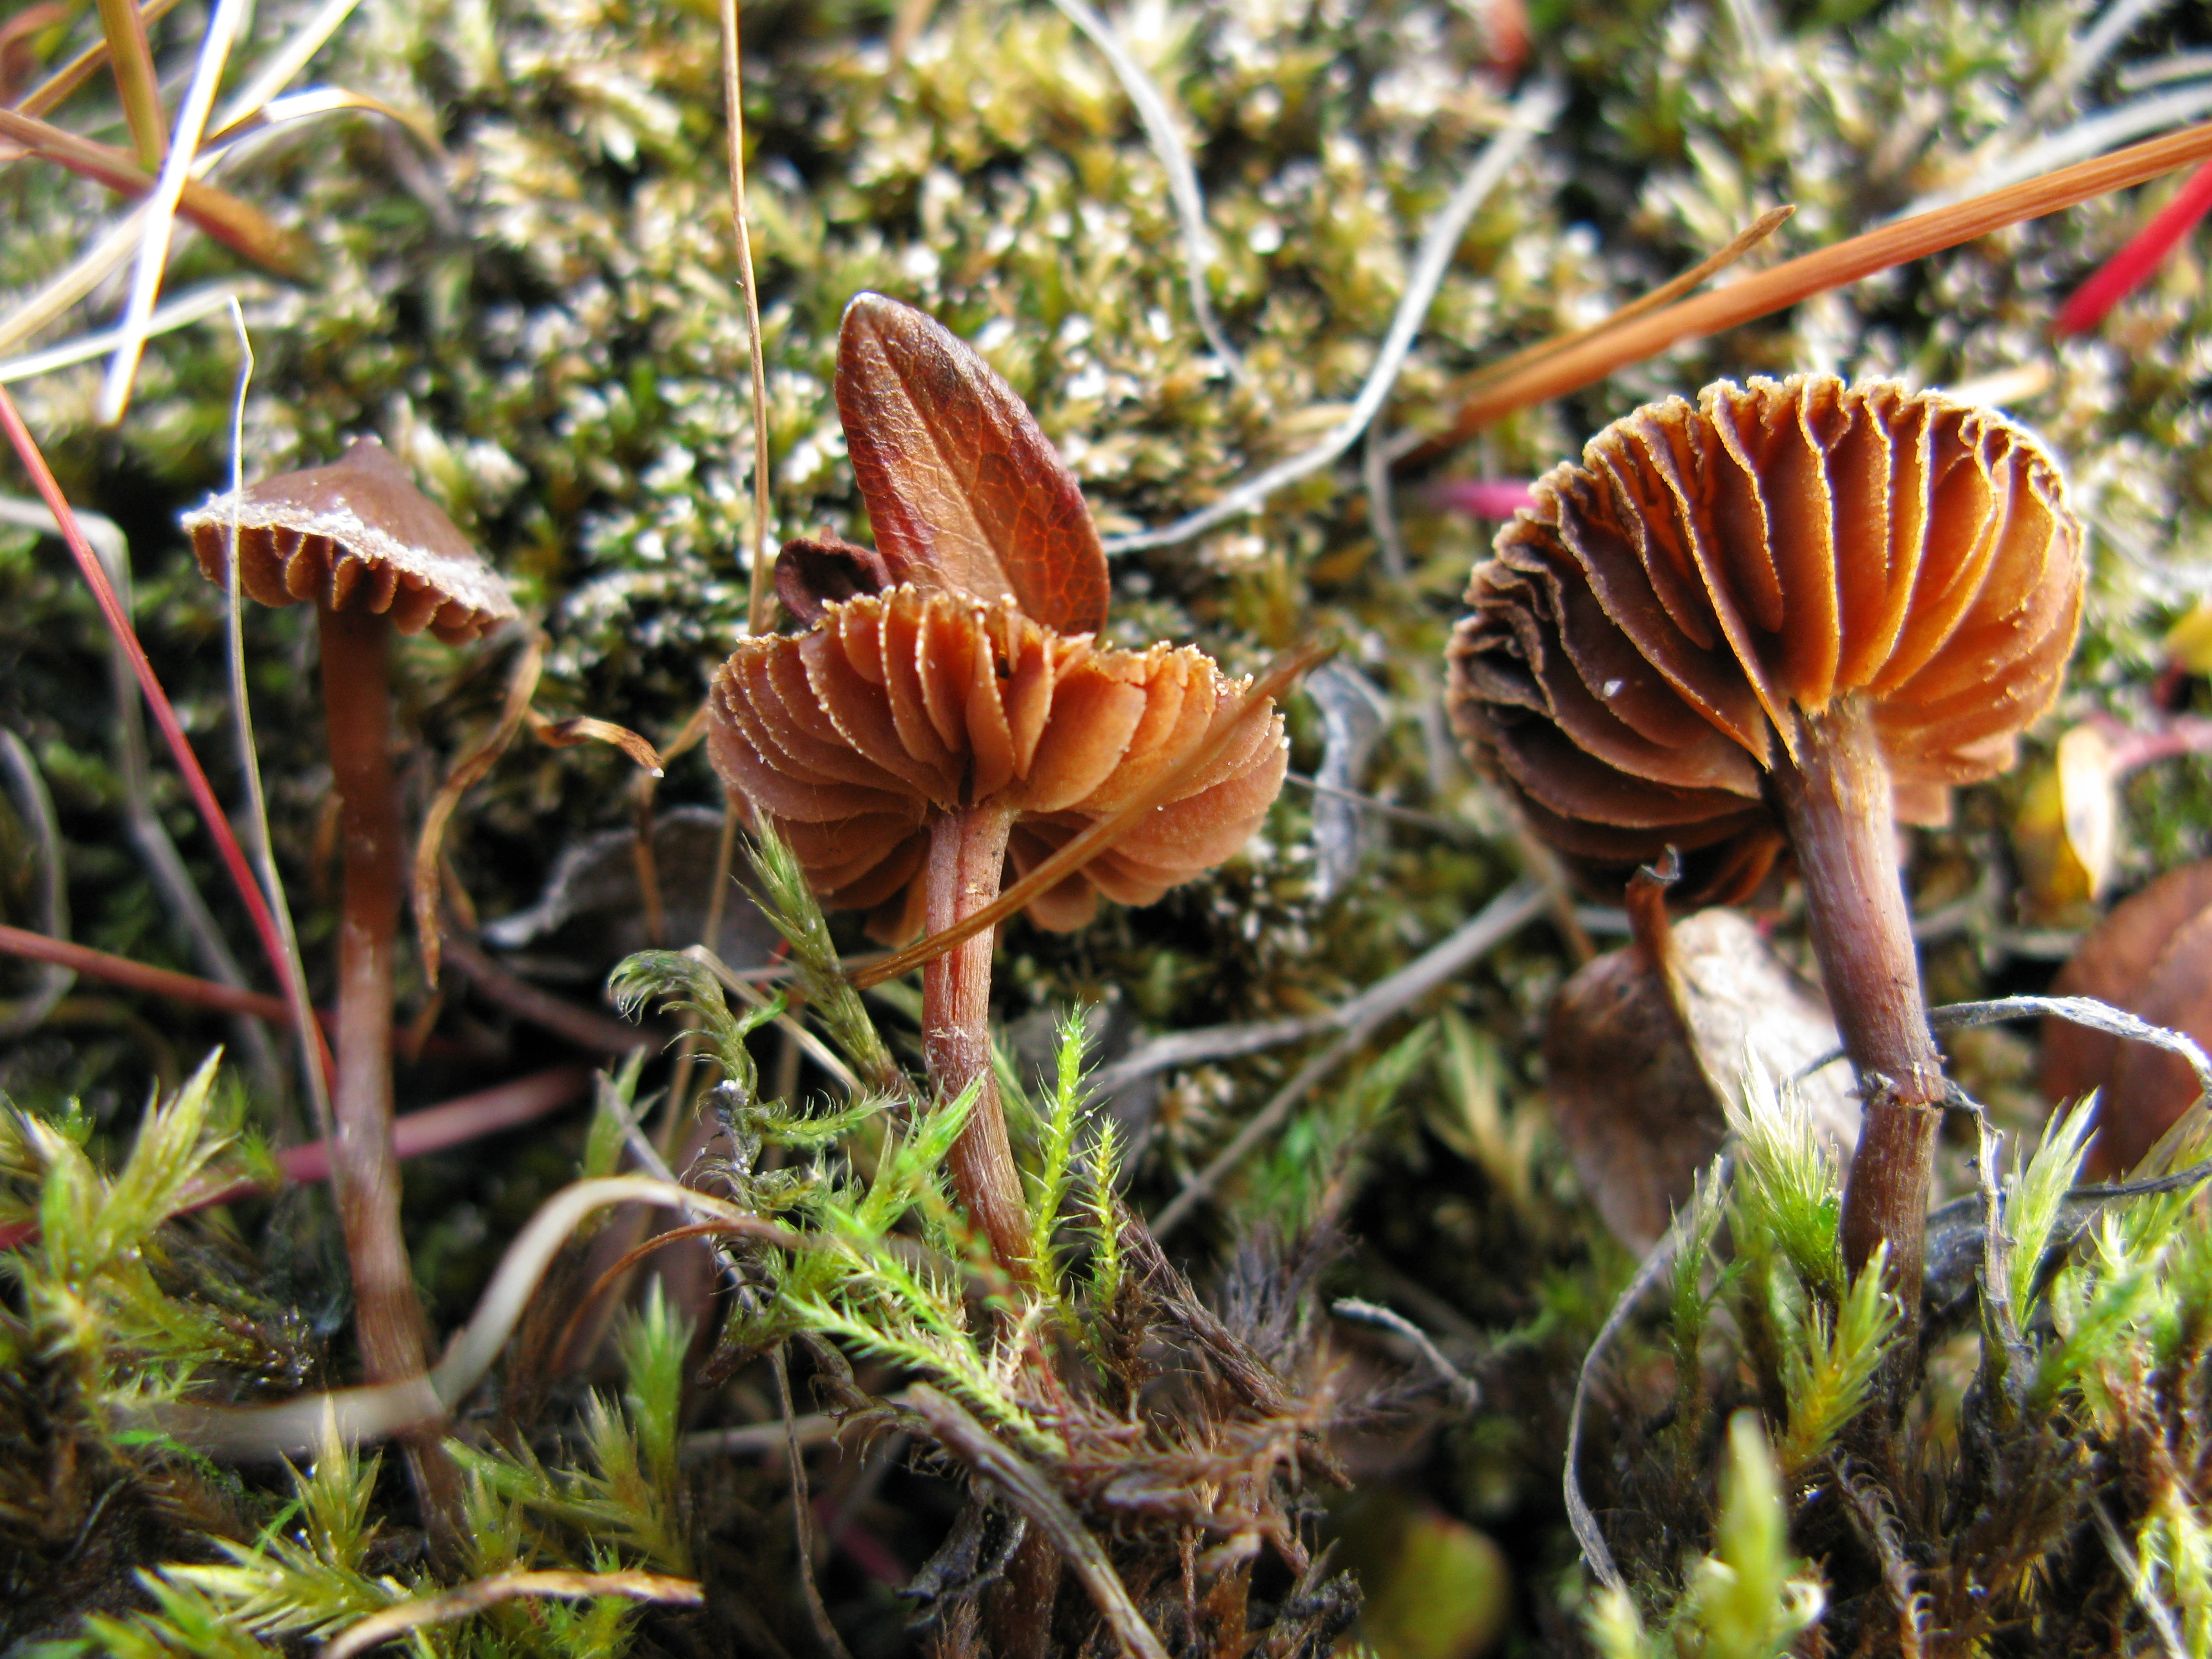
[1546,869,1858,1251]
[1448,375,2081,904]
[2043,860,2212,1177]
[709,294,1287,943]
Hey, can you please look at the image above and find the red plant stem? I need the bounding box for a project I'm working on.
[1768,699,1945,1324]
[319,604,463,1542]
[921,801,1032,1281]
[0,386,333,1091]
[0,922,294,1021]
[0,924,662,1066]
[2056,159,2212,336]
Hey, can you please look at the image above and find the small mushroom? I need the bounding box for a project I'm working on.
[1448,376,2083,1320]
[183,439,517,1522]
[709,295,1287,1275]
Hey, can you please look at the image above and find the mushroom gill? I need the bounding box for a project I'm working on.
[1448,375,2082,905]
[707,583,1287,944]
[1448,373,2085,1330]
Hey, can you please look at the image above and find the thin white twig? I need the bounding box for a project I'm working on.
[2025,0,2178,128]
[99,0,256,422]
[1903,82,2212,217]
[208,0,366,134]
[1101,81,1561,554]
[0,208,150,359]
[1147,879,1546,1237]
[149,1176,770,1456]
[222,301,333,1143]
[1563,1157,1731,1592]
[0,286,239,385]
[2119,50,2212,92]
[1046,0,1244,382]
[1333,1297,1479,1412]
[2090,1497,2189,1659]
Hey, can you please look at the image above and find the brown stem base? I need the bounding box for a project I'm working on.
[1768,697,1945,1327]
[922,802,1032,1282]
[319,604,461,1547]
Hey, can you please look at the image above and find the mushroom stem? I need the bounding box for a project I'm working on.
[318,604,463,1540]
[1767,696,1945,1319]
[922,799,1034,1281]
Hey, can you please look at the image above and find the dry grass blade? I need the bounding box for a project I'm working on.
[100,0,256,421]
[0,284,242,384]
[324,1571,704,1659]
[13,0,182,120]
[0,208,152,358]
[721,0,773,635]
[0,108,304,272]
[849,637,1331,989]
[1434,118,2212,441]
[151,1175,761,1456]
[204,87,442,156]
[92,0,168,168]
[219,300,336,1125]
[415,634,546,986]
[1401,204,1794,466]
[205,0,366,134]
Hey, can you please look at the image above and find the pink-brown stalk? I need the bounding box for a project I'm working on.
[922,802,1034,1281]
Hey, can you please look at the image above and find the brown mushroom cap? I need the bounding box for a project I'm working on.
[1447,375,2084,900]
[707,584,1287,941]
[182,437,519,645]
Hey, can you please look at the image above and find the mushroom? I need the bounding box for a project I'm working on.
[1448,375,2083,1320]
[182,438,517,1520]
[708,295,1287,1276]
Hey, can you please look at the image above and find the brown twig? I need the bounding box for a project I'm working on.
[1411,118,2212,455]
[11,0,182,120]
[1147,878,1545,1238]
[776,1344,861,1659]
[909,1386,1169,1659]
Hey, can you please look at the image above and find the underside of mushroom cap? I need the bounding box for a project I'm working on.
[707,585,1287,941]
[1448,374,2084,901]
[182,437,519,645]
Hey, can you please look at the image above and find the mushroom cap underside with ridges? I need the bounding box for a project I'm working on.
[1447,374,2084,901]
[182,437,519,645]
[707,585,1287,941]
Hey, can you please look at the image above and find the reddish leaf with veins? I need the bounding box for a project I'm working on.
[835,293,1110,636]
